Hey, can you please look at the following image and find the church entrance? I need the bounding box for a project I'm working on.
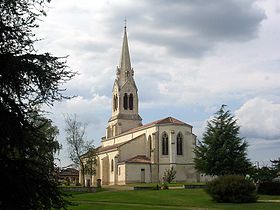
[141,168,145,183]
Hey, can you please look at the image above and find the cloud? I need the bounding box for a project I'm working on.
[45,94,111,139]
[104,0,266,57]
[236,98,280,140]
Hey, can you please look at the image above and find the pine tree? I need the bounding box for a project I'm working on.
[0,0,75,209]
[194,105,251,176]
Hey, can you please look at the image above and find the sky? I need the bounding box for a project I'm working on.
[35,0,280,167]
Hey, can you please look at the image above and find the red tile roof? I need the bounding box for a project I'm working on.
[124,116,191,134]
[120,155,151,164]
[149,116,187,126]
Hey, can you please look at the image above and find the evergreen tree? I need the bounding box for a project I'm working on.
[194,105,251,176]
[0,0,75,209]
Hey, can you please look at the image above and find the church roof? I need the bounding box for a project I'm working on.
[122,116,191,135]
[120,155,151,164]
[97,142,124,153]
[148,116,188,126]
[97,134,145,154]
[58,168,79,177]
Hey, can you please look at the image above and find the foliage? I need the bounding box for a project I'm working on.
[0,0,75,209]
[206,175,257,203]
[194,105,251,176]
[271,158,280,172]
[84,147,97,178]
[162,166,176,183]
[250,166,278,184]
[258,182,280,195]
[64,114,96,187]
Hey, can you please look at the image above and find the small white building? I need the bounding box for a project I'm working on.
[82,26,198,185]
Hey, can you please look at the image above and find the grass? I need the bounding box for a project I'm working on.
[65,188,280,210]
[127,182,206,187]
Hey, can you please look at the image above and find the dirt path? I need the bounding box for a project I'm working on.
[258,200,280,203]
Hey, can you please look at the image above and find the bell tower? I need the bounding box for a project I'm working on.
[106,26,142,138]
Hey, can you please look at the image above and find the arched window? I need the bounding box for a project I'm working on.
[113,95,115,111]
[162,132,169,155]
[123,93,128,110]
[129,93,133,110]
[177,132,183,155]
[114,95,118,111]
[113,95,116,111]
[111,159,114,172]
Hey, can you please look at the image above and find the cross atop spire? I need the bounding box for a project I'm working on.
[124,17,127,29]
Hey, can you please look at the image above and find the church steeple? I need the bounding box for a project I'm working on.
[117,26,134,86]
[106,25,142,139]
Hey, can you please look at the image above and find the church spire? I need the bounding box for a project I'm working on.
[107,25,142,138]
[118,25,132,85]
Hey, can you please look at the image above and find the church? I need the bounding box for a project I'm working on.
[83,26,198,185]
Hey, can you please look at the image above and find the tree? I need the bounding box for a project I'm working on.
[251,166,278,183]
[64,114,96,187]
[163,166,176,183]
[271,158,280,172]
[0,0,75,209]
[194,105,251,176]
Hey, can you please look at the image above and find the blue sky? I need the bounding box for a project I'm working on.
[35,0,280,167]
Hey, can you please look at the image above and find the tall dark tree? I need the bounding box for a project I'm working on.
[0,0,75,209]
[194,105,251,176]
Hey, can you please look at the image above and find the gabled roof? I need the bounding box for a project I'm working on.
[59,168,79,177]
[119,155,151,164]
[147,116,188,126]
[120,77,138,90]
[121,116,191,135]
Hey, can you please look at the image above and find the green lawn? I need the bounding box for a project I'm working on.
[66,189,280,210]
[127,182,206,187]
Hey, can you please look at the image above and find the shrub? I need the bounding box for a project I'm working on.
[206,175,257,203]
[258,182,280,195]
[163,166,176,183]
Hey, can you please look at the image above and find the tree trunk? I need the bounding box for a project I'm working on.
[80,161,85,187]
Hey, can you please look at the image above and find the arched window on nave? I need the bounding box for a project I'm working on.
[177,132,183,155]
[162,132,169,155]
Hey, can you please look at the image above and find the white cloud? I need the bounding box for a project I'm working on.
[236,97,280,140]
